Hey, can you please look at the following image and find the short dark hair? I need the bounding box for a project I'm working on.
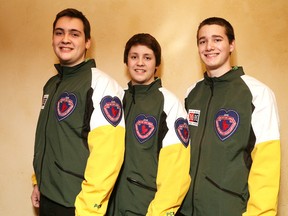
[53,8,91,41]
[124,33,161,66]
[197,17,235,44]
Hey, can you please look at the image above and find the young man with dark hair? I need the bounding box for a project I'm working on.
[31,8,125,216]
[178,17,281,216]
[107,33,191,216]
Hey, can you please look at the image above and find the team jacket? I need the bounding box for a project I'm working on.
[107,78,191,216]
[32,59,125,215]
[179,66,280,216]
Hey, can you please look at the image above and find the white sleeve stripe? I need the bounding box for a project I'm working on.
[241,75,280,145]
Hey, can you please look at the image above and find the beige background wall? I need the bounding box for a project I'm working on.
[0,0,287,215]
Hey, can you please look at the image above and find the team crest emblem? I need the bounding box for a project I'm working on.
[214,109,239,141]
[134,114,157,143]
[56,92,77,121]
[100,96,122,126]
[175,118,190,147]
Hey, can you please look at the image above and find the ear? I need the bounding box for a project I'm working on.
[154,67,158,74]
[229,40,235,53]
[85,39,91,50]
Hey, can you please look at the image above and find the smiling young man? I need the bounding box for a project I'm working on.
[177,17,281,216]
[107,33,191,216]
[31,8,125,216]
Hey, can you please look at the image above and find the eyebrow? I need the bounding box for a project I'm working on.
[54,28,82,34]
[198,34,224,41]
[211,34,224,38]
[199,34,224,39]
[129,52,153,55]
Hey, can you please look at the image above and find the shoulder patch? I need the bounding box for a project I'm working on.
[214,109,240,141]
[56,92,77,121]
[100,96,122,127]
[175,118,190,147]
[134,114,157,143]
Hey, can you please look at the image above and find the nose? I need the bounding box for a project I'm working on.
[61,33,70,44]
[206,40,214,51]
[137,57,144,66]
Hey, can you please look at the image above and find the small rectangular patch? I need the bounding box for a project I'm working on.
[41,94,49,109]
[188,109,200,126]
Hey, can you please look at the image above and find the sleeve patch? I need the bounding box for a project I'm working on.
[175,118,190,147]
[100,96,122,126]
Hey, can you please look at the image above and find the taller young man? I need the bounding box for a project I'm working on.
[178,17,281,216]
[31,8,125,216]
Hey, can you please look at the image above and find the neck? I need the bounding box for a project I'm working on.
[207,65,232,78]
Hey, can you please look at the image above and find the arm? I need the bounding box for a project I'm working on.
[75,69,125,216]
[243,140,280,216]
[147,91,191,215]
[243,83,281,216]
[75,125,125,216]
[147,144,191,216]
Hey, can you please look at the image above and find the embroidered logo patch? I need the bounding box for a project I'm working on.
[56,92,77,121]
[100,96,122,127]
[188,109,200,126]
[134,114,157,143]
[214,109,239,141]
[175,118,190,147]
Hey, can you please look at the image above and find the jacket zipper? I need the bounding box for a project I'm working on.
[39,77,62,189]
[191,81,214,215]
[127,177,157,192]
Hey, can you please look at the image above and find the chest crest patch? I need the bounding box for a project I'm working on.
[214,109,240,141]
[175,118,190,147]
[100,96,122,127]
[56,92,77,121]
[134,114,157,143]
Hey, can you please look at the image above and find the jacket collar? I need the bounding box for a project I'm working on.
[54,59,96,78]
[204,66,245,85]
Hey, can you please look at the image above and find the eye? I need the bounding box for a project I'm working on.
[54,31,63,36]
[198,40,205,45]
[145,56,152,60]
[214,38,222,42]
[71,31,80,37]
[130,55,137,60]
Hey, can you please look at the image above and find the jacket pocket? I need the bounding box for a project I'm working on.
[127,177,157,192]
[205,176,245,201]
[55,161,85,180]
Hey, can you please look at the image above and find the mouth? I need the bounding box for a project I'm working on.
[135,69,146,73]
[59,47,73,52]
[205,53,219,58]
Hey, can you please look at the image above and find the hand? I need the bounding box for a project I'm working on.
[31,184,40,208]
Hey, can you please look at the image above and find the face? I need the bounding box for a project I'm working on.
[197,24,235,77]
[127,45,157,85]
[52,16,91,67]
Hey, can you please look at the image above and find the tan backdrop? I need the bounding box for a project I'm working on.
[0,0,287,215]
